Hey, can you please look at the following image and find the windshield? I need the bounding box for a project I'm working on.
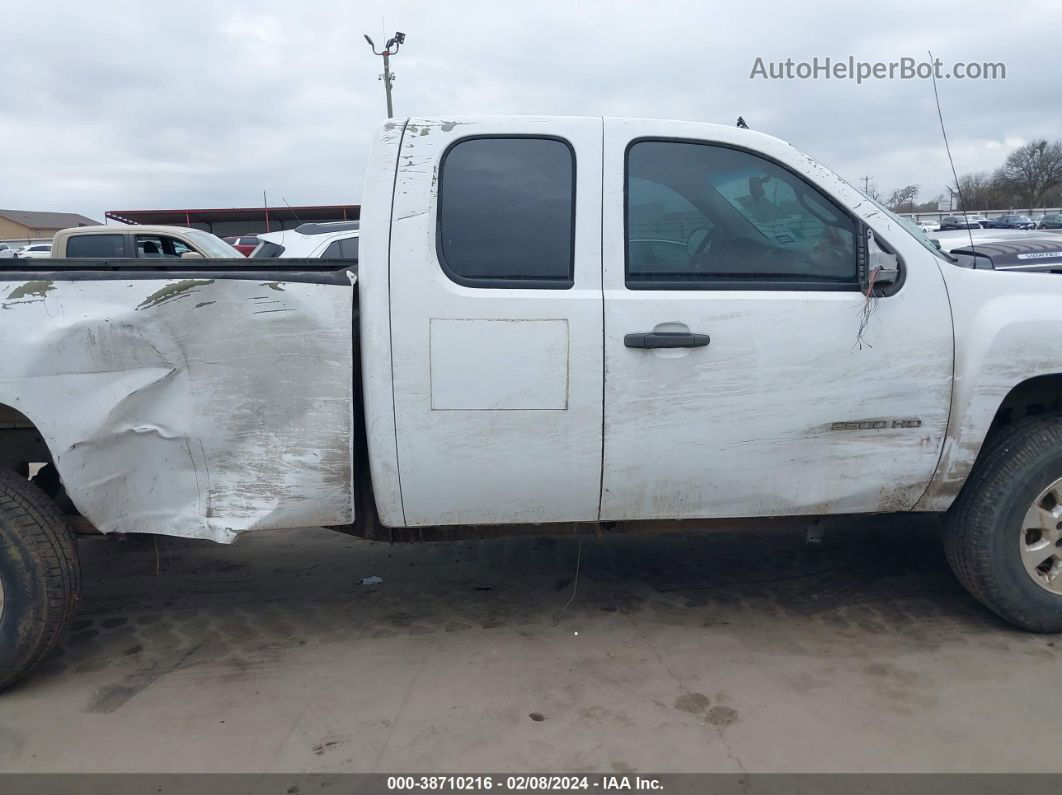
[183,229,242,258]
[793,152,956,264]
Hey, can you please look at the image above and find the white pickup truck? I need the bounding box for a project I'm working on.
[3,116,1062,689]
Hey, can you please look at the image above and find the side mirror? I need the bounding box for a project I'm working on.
[686,227,711,258]
[862,228,900,289]
[747,174,773,199]
[180,251,205,260]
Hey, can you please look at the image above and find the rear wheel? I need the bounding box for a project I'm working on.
[945,415,1062,631]
[0,469,80,690]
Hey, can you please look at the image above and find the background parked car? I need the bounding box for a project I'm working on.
[986,214,1036,229]
[938,215,983,230]
[251,221,359,261]
[13,243,52,259]
[51,225,241,259]
[1037,213,1062,229]
[222,235,260,256]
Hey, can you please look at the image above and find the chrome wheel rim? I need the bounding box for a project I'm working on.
[1020,477,1062,594]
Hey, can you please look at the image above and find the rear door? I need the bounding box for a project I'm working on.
[600,119,954,520]
[388,117,604,527]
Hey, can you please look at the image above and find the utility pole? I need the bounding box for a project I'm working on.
[364,31,405,118]
[861,176,872,194]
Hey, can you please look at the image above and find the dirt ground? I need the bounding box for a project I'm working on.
[1,515,1057,773]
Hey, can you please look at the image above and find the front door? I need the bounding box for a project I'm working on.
[388,117,604,527]
[600,119,954,521]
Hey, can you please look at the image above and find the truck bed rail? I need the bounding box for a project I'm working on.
[0,258,355,285]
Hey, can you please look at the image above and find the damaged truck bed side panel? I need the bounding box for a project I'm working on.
[0,273,356,543]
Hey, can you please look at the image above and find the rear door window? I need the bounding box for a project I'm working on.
[66,234,125,258]
[437,136,575,288]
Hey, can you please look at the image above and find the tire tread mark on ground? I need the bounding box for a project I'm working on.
[84,640,205,713]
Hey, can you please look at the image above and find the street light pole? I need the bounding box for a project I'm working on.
[364,32,405,118]
[381,50,394,117]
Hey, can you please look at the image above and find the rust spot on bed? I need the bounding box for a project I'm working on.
[137,280,215,310]
[6,280,54,300]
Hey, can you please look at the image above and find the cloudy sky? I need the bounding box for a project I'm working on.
[1,0,1058,221]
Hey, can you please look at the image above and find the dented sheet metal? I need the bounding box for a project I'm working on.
[0,275,356,542]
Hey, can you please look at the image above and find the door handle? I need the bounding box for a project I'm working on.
[624,331,710,349]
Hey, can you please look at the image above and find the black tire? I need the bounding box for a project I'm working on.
[0,468,80,690]
[944,414,1062,631]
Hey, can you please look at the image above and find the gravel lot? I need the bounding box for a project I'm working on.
[1,515,1058,773]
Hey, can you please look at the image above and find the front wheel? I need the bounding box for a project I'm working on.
[945,415,1062,631]
[0,469,80,690]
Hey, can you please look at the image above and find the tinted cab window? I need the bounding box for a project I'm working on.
[438,137,575,288]
[66,234,125,258]
[626,141,857,288]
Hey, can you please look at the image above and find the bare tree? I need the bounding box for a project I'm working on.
[995,140,1062,208]
[953,171,1003,211]
[862,180,882,203]
[885,185,919,213]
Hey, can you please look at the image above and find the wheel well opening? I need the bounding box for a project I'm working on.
[0,403,54,478]
[987,374,1062,440]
